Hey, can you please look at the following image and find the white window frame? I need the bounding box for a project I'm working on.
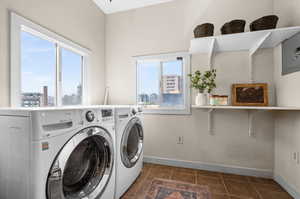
[135,52,191,115]
[10,12,91,107]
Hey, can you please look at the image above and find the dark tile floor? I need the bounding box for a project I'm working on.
[121,163,294,199]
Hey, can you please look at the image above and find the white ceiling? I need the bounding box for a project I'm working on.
[93,0,175,14]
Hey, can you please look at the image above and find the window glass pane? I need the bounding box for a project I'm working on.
[137,62,160,107]
[21,31,56,107]
[162,60,184,107]
[61,48,82,106]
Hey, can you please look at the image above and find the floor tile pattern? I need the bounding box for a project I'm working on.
[122,164,293,199]
[121,163,293,199]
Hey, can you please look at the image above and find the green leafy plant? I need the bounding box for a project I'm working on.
[188,69,217,93]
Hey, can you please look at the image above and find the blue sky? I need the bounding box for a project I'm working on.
[21,30,181,99]
[21,31,81,97]
[139,60,182,95]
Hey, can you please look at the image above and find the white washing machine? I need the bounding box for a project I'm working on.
[115,106,144,198]
[0,107,116,199]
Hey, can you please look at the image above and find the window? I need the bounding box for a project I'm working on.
[11,13,90,107]
[21,31,56,107]
[136,52,190,114]
[61,48,83,106]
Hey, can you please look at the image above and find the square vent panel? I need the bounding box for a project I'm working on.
[93,0,174,14]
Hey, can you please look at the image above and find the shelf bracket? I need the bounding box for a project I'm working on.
[249,32,272,56]
[208,38,216,69]
[248,110,254,137]
[208,108,215,135]
[248,32,272,83]
[248,109,266,137]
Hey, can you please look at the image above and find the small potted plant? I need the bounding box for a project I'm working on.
[188,69,217,106]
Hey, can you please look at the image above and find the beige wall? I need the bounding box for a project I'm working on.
[274,45,300,192]
[0,0,106,106]
[273,0,300,194]
[106,0,277,172]
[274,0,300,28]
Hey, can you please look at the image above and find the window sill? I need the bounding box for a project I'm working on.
[141,107,191,115]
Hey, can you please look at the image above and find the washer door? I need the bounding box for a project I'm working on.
[121,117,144,168]
[46,126,114,199]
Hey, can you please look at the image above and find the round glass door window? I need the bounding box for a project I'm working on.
[121,118,144,168]
[47,127,113,199]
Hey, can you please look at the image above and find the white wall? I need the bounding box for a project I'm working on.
[106,0,277,173]
[273,28,300,196]
[273,0,300,194]
[0,0,106,106]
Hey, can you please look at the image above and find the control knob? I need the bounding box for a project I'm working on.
[85,111,95,122]
[131,108,137,115]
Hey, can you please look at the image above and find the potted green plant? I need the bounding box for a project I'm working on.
[188,69,217,106]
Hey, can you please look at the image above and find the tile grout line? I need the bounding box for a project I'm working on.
[247,176,263,199]
[220,174,230,196]
[169,166,175,180]
[137,164,155,199]
[194,170,198,185]
[251,182,264,199]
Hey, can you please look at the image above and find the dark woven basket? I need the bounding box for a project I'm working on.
[250,15,279,31]
[194,23,214,38]
[221,20,246,35]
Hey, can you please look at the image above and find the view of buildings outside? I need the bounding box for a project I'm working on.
[138,75,183,106]
[21,84,82,107]
[22,93,43,107]
[62,85,82,105]
[138,60,184,107]
[138,92,183,107]
[22,86,54,107]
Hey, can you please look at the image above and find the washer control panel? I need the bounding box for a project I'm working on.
[101,109,113,118]
[101,109,114,123]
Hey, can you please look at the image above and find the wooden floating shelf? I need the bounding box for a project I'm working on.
[192,105,300,111]
[190,26,300,54]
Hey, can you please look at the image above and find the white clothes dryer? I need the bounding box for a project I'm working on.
[114,106,144,198]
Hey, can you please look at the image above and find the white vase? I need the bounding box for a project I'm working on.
[195,93,207,106]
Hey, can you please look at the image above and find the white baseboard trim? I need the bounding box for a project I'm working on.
[274,175,300,199]
[144,156,273,178]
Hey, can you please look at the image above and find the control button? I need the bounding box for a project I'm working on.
[85,111,95,122]
[132,109,137,115]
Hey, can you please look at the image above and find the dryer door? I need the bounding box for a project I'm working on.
[46,126,114,199]
[121,117,144,168]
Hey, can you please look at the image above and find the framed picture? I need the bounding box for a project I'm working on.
[232,83,268,106]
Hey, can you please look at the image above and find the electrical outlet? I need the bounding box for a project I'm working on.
[177,136,184,144]
[293,152,297,162]
[292,152,300,165]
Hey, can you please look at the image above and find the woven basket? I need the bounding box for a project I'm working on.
[250,15,279,31]
[194,23,214,38]
[221,20,246,35]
